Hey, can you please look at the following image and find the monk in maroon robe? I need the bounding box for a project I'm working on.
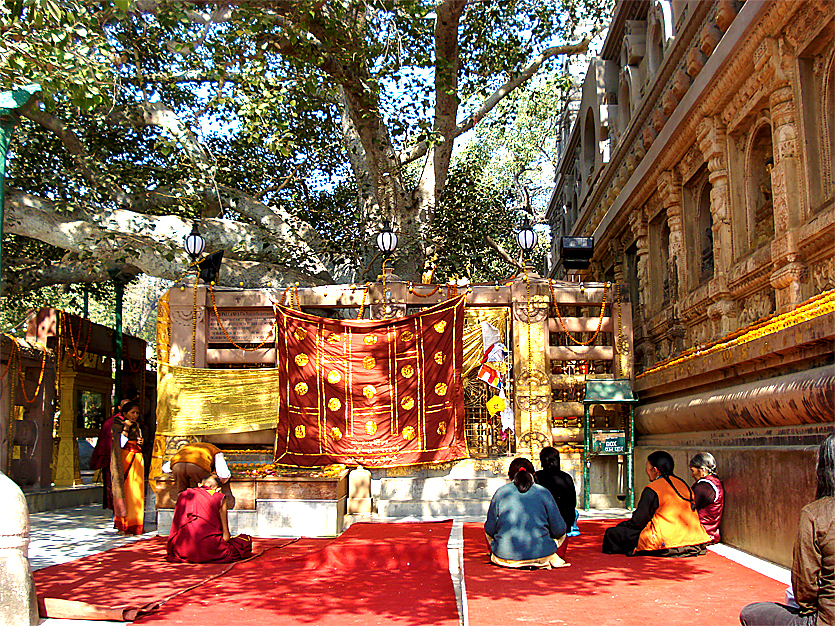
[166,475,252,564]
[89,414,115,510]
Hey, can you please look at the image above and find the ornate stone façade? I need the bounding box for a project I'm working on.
[546,0,835,567]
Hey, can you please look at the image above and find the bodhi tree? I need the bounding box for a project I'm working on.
[1,0,608,293]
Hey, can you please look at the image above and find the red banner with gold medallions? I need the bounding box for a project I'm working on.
[274,296,468,467]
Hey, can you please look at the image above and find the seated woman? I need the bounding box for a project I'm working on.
[485,457,568,569]
[535,446,577,558]
[602,451,711,557]
[689,452,724,543]
[166,474,253,564]
[740,433,834,626]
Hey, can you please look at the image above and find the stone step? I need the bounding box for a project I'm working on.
[377,476,507,500]
[375,497,491,518]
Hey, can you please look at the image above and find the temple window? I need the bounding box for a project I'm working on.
[582,110,597,184]
[698,181,714,282]
[649,212,671,313]
[746,124,775,251]
[660,221,672,307]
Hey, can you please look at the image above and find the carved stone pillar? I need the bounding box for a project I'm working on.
[628,208,649,324]
[168,284,208,368]
[511,272,552,460]
[53,355,80,487]
[658,171,685,301]
[697,117,738,337]
[368,274,408,320]
[610,240,625,284]
[767,78,808,310]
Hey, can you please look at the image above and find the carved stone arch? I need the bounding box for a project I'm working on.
[743,115,775,252]
[582,107,598,182]
[647,1,675,76]
[822,47,835,195]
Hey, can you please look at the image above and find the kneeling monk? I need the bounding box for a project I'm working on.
[166,475,252,563]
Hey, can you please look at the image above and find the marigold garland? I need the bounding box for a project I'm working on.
[638,289,835,378]
[409,283,441,298]
[356,283,371,320]
[1,334,49,404]
[549,280,608,346]
[60,310,92,363]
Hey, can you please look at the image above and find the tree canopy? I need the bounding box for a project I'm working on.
[1,0,609,294]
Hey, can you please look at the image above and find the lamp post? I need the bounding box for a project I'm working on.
[0,84,41,299]
[516,216,537,269]
[184,221,206,263]
[376,219,398,260]
[376,219,398,278]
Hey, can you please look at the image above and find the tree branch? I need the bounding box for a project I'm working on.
[485,235,521,270]
[3,190,328,291]
[400,38,590,166]
[21,104,134,208]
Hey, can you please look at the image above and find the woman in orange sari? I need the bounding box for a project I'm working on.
[111,401,144,534]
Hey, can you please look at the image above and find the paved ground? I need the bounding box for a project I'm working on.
[29,505,788,626]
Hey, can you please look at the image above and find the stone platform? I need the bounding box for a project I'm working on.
[154,469,349,537]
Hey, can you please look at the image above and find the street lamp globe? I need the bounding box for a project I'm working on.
[184,221,206,262]
[516,216,537,256]
[376,220,398,257]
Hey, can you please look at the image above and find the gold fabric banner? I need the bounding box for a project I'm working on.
[156,363,280,435]
[275,296,468,467]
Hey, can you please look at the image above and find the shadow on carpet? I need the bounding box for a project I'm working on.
[463,519,787,626]
[33,536,299,621]
[133,520,459,626]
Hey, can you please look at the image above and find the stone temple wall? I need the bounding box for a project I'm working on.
[547,0,835,565]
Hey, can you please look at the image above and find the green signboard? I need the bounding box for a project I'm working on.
[591,430,626,455]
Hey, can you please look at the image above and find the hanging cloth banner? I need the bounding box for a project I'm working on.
[156,363,280,435]
[275,296,468,468]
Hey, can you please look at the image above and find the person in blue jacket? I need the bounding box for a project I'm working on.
[485,457,568,569]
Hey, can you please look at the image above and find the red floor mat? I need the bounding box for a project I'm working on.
[33,536,300,621]
[134,520,459,626]
[463,519,787,626]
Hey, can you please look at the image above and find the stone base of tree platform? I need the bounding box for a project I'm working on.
[154,470,349,537]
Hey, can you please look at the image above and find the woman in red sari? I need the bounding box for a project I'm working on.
[167,475,252,564]
[112,402,144,534]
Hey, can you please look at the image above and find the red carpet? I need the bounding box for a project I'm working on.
[133,520,459,626]
[33,537,298,621]
[463,520,787,626]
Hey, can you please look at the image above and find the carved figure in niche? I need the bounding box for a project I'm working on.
[659,222,671,307]
[748,125,775,251]
[664,254,678,305]
[701,226,714,277]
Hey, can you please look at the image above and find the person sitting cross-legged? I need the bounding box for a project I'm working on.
[602,450,711,557]
[485,457,568,570]
[739,433,834,626]
[535,446,577,559]
[166,474,253,564]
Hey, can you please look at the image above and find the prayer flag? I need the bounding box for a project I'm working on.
[477,363,502,388]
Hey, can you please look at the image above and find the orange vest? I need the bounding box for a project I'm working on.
[170,442,221,473]
[637,476,711,551]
